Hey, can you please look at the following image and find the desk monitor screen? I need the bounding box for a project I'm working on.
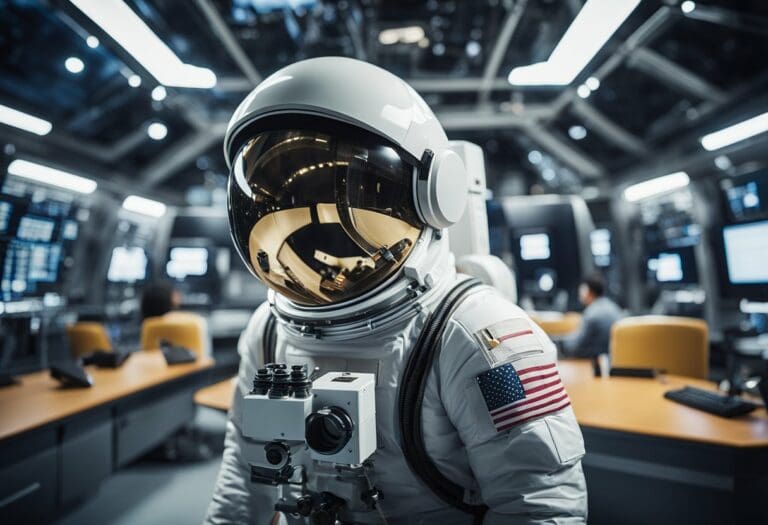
[519,233,551,261]
[107,246,148,283]
[27,243,61,282]
[61,220,78,241]
[16,215,55,242]
[166,247,209,280]
[656,252,683,282]
[590,228,611,267]
[1,240,62,300]
[723,221,768,284]
[0,201,12,234]
[646,246,698,285]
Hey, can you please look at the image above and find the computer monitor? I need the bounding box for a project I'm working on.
[656,252,683,282]
[646,246,698,286]
[1,240,62,301]
[723,221,768,286]
[16,215,56,242]
[590,228,611,267]
[61,220,78,241]
[27,243,61,282]
[0,201,12,234]
[722,170,768,222]
[497,195,595,310]
[519,233,551,261]
[166,247,209,280]
[107,246,148,283]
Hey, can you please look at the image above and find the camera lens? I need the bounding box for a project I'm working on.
[264,441,289,466]
[305,406,354,455]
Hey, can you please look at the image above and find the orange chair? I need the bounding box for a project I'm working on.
[66,322,113,358]
[610,315,708,379]
[140,311,210,359]
[530,312,582,337]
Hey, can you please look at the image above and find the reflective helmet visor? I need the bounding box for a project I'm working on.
[228,120,424,306]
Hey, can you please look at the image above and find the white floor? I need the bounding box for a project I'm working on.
[54,407,227,525]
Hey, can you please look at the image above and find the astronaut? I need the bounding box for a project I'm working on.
[205,57,587,525]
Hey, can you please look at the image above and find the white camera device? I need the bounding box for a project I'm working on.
[241,368,377,467]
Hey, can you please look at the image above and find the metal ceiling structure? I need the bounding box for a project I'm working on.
[1,0,767,202]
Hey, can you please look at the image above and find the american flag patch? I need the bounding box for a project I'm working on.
[476,362,570,432]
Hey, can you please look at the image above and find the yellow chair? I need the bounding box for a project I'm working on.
[530,311,582,337]
[140,311,210,359]
[610,315,708,379]
[66,322,113,358]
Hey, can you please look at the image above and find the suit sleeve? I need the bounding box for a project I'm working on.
[204,302,280,525]
[438,296,588,524]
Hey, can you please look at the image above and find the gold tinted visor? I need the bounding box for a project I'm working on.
[228,125,424,306]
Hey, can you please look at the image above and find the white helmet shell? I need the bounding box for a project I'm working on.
[224,57,467,231]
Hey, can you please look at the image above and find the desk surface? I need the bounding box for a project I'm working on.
[0,351,213,442]
[194,377,237,412]
[185,361,768,449]
[560,359,768,448]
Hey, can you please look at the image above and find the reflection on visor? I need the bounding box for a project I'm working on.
[228,126,424,306]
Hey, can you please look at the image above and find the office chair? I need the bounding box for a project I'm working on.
[140,312,211,359]
[66,322,113,358]
[610,315,709,379]
[529,311,582,337]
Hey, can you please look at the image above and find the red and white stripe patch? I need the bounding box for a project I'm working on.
[474,317,544,366]
[491,363,570,432]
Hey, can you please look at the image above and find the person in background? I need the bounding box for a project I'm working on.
[562,274,624,358]
[140,281,181,320]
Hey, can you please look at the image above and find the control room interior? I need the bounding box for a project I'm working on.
[1,1,768,524]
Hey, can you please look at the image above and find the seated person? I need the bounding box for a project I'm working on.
[140,281,181,320]
[561,274,623,358]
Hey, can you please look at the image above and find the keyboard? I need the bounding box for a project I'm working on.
[664,386,758,418]
[81,350,132,368]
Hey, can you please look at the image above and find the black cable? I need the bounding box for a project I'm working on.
[398,278,487,521]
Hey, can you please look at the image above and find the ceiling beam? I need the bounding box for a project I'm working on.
[138,124,226,189]
[571,98,649,156]
[0,127,182,203]
[193,0,261,86]
[684,4,768,36]
[478,0,528,103]
[436,105,555,130]
[524,125,604,178]
[628,47,728,104]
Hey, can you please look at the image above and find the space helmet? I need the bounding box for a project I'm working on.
[225,57,467,306]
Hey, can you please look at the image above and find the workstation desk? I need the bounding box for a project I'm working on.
[195,376,236,413]
[198,361,768,524]
[0,350,214,523]
[560,359,768,524]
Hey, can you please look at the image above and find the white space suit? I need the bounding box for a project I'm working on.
[205,57,587,525]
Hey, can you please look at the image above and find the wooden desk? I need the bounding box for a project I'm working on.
[0,350,214,442]
[560,359,768,448]
[558,359,768,525]
[0,351,213,522]
[195,376,236,412]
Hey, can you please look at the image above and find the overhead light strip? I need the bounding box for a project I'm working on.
[508,0,640,86]
[8,159,98,194]
[69,0,216,89]
[623,171,690,202]
[0,104,52,136]
[122,195,167,217]
[700,111,768,151]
